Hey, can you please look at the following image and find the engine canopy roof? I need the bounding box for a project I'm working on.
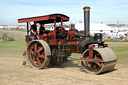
[18,13,69,24]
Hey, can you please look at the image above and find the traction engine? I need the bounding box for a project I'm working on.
[18,7,117,74]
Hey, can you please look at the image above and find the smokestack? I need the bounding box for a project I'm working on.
[83,6,90,37]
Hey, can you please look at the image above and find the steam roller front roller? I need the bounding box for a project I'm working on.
[81,47,117,74]
[26,40,51,69]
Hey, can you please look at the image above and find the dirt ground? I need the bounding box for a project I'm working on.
[0,30,128,85]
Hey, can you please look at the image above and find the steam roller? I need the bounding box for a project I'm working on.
[18,6,117,74]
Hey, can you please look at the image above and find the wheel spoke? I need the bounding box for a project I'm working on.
[38,54,45,58]
[31,45,34,49]
[34,44,37,51]
[94,55,102,67]
[94,62,102,67]
[32,57,35,62]
[36,58,42,66]
[30,49,34,55]
[30,54,35,64]
[37,47,43,53]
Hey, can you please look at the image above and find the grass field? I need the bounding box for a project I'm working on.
[107,42,128,65]
[0,30,26,58]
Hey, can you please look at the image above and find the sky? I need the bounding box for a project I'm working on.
[0,0,128,25]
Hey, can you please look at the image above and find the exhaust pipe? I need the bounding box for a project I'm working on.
[83,6,90,37]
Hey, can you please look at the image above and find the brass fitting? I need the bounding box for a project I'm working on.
[83,7,91,11]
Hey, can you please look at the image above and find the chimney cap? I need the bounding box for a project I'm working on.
[83,6,90,11]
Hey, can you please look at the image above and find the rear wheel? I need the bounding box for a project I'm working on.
[26,40,51,69]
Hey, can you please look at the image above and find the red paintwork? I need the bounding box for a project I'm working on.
[18,14,69,23]
[25,40,31,44]
[68,40,78,46]
[80,57,103,68]
[88,44,95,59]
[48,32,53,37]
[67,29,79,39]
[29,43,45,66]
[40,33,48,42]
[68,29,74,38]
[18,16,49,23]
[68,40,79,53]
[49,40,58,44]
[58,40,79,53]
[54,19,56,39]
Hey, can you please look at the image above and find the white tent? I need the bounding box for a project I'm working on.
[75,22,113,34]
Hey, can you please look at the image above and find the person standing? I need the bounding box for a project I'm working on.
[39,23,45,35]
[30,21,37,40]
